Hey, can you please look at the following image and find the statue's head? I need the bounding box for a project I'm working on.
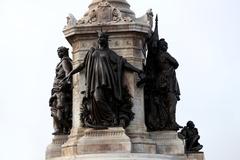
[187,121,195,129]
[158,38,168,52]
[57,46,69,58]
[97,31,109,48]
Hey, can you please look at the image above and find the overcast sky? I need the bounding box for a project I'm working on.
[0,0,240,160]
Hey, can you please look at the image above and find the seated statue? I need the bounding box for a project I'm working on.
[178,121,203,152]
[49,46,72,135]
[65,31,144,129]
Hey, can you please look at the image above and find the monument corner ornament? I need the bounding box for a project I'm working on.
[46,1,206,160]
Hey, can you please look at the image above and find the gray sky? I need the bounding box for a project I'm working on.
[0,0,239,159]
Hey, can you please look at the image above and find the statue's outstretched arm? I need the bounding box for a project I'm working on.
[123,59,141,74]
[66,47,95,78]
[69,62,85,76]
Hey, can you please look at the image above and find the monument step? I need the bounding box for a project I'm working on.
[47,153,187,160]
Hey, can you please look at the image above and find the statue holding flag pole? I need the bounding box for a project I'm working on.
[144,15,182,131]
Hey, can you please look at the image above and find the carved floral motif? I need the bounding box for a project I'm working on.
[78,0,134,25]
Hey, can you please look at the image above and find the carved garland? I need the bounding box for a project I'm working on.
[78,0,133,24]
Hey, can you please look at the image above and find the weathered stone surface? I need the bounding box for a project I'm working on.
[130,136,156,154]
[47,153,187,160]
[46,135,68,159]
[186,152,205,160]
[150,131,185,155]
[63,21,152,153]
[88,0,135,19]
[61,128,85,156]
[77,127,131,154]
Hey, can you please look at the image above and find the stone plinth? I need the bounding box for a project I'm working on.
[186,152,205,160]
[46,135,68,159]
[63,21,151,155]
[150,131,185,155]
[61,0,153,155]
[61,128,85,156]
[47,153,187,160]
[77,127,131,154]
[130,136,156,154]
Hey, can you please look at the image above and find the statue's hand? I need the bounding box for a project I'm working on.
[61,73,72,84]
[136,71,146,87]
[62,76,69,83]
[178,132,185,140]
[138,71,146,80]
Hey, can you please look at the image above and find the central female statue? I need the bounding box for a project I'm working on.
[66,31,143,128]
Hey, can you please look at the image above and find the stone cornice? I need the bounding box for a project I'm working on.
[63,23,151,44]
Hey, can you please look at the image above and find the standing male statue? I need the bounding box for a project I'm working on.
[49,46,73,135]
[144,38,181,131]
[65,31,144,128]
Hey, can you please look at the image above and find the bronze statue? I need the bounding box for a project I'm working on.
[49,46,73,135]
[144,16,181,131]
[65,32,143,128]
[156,38,181,130]
[178,121,203,152]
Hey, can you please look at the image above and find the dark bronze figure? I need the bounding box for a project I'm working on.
[65,31,143,129]
[156,38,181,130]
[178,121,203,152]
[144,16,181,131]
[49,46,73,135]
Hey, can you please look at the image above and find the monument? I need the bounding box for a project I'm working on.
[46,0,206,160]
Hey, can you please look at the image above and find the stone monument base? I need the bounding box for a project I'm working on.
[130,136,157,154]
[46,135,68,159]
[47,153,187,160]
[77,127,131,154]
[150,131,185,155]
[186,152,205,160]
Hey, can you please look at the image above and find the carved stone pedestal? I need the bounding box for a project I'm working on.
[186,152,205,160]
[129,133,156,154]
[77,127,131,154]
[46,153,187,160]
[150,131,185,155]
[46,135,68,159]
[61,128,85,156]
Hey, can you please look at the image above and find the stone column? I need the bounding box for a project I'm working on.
[61,38,86,156]
[61,0,156,155]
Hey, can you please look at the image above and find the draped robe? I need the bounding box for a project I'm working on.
[82,47,126,126]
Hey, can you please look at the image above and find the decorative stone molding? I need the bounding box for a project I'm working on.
[150,131,185,155]
[89,0,135,19]
[136,9,154,29]
[77,128,131,154]
[78,0,133,25]
[65,13,77,29]
[84,128,126,137]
